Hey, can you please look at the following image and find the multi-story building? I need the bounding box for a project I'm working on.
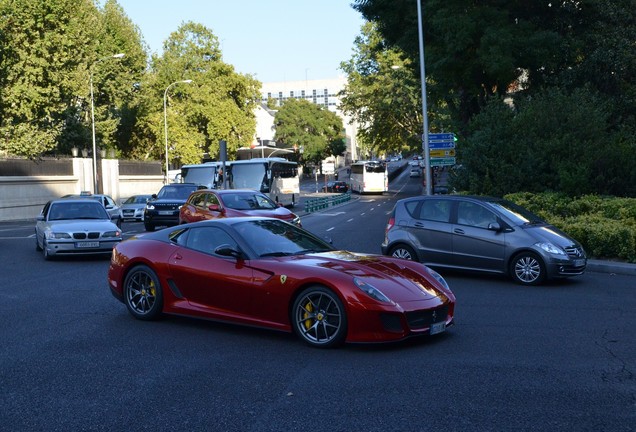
[257,77,359,164]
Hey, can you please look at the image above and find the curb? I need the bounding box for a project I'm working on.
[586,260,636,276]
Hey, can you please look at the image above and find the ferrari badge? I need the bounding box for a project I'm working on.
[280,275,287,284]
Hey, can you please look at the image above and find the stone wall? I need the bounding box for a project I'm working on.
[0,158,164,221]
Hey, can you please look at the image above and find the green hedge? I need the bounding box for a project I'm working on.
[504,192,636,263]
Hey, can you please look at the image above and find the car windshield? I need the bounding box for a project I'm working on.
[125,195,149,204]
[223,193,277,210]
[48,202,108,220]
[157,186,197,200]
[485,199,545,225]
[234,219,333,257]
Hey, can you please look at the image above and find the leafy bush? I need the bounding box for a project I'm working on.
[505,192,636,262]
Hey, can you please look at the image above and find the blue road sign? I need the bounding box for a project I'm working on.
[429,141,455,149]
[428,133,454,142]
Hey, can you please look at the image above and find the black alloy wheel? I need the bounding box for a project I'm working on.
[123,265,163,320]
[292,285,347,348]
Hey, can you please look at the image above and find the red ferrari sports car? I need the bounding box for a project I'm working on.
[107,218,456,348]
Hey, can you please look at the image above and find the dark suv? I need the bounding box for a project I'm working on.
[144,183,199,231]
[381,195,587,285]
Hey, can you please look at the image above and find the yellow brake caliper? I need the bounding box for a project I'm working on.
[303,302,313,329]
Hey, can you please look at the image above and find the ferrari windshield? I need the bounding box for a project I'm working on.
[234,219,333,257]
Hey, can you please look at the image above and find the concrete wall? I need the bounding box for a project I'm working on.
[0,157,164,221]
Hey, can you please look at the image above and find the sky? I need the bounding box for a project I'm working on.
[113,0,366,83]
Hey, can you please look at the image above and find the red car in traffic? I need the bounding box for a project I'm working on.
[107,218,456,348]
[179,189,301,226]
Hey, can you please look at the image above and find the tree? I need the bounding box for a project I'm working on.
[273,99,345,166]
[0,0,146,159]
[0,0,100,158]
[129,22,260,166]
[352,0,564,131]
[339,21,450,157]
[353,0,636,197]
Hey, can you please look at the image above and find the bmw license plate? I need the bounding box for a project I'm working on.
[430,321,446,335]
[76,241,99,248]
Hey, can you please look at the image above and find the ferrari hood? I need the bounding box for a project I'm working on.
[297,251,447,303]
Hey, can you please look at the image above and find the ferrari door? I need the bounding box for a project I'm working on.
[168,226,254,318]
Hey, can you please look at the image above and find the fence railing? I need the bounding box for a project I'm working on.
[304,192,352,213]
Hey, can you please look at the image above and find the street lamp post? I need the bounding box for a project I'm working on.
[90,53,124,194]
[164,80,193,184]
[416,0,432,195]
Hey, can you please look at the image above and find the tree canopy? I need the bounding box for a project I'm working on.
[274,99,345,165]
[0,1,260,168]
[351,0,636,197]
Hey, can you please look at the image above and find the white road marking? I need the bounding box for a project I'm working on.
[326,227,334,232]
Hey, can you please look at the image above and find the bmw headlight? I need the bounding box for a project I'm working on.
[536,242,566,255]
[353,277,393,304]
[47,232,72,239]
[102,231,121,238]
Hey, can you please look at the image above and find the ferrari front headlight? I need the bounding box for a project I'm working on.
[353,277,393,304]
[426,267,450,290]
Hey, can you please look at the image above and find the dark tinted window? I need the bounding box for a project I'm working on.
[484,200,544,225]
[186,227,238,255]
[189,192,206,208]
[457,202,498,228]
[157,185,197,200]
[234,219,332,257]
[417,199,451,222]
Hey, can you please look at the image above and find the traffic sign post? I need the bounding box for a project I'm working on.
[430,157,456,167]
[424,133,456,150]
[429,149,455,158]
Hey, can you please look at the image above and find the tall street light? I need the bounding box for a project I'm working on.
[90,53,124,194]
[416,0,432,195]
[164,80,193,184]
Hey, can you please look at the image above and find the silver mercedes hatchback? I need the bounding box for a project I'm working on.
[381,195,586,285]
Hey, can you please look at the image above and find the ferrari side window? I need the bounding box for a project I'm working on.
[187,227,238,256]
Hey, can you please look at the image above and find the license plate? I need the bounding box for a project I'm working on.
[76,241,99,248]
[159,211,173,215]
[573,259,585,267]
[430,321,446,335]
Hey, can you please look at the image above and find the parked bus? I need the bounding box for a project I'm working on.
[227,158,299,207]
[349,160,388,194]
[182,158,300,206]
[180,162,225,189]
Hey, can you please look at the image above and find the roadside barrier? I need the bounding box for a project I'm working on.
[304,192,352,213]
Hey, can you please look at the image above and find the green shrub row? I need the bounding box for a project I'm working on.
[505,192,636,263]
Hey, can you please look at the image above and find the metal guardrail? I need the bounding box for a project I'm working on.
[304,192,352,213]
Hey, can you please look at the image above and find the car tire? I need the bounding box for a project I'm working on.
[144,222,155,232]
[35,234,42,251]
[123,264,163,320]
[292,285,347,348]
[510,252,546,285]
[42,239,51,261]
[389,244,417,261]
